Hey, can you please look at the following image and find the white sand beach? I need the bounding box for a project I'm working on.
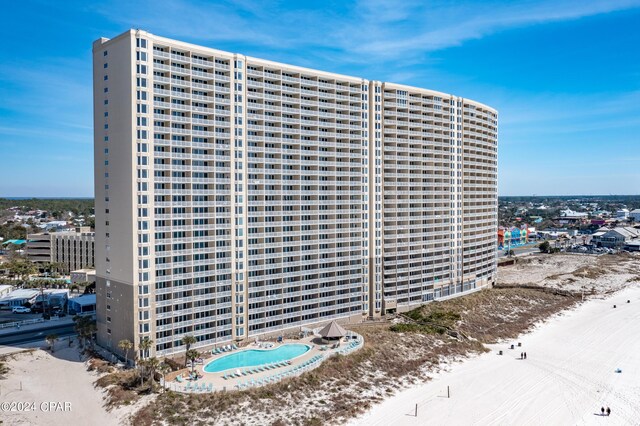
[0,344,142,426]
[352,284,640,426]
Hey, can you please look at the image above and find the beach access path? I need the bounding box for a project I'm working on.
[352,284,640,426]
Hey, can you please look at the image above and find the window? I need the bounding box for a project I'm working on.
[103,63,108,68]
[103,50,108,56]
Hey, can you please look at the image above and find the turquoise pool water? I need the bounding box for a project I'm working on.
[204,344,311,373]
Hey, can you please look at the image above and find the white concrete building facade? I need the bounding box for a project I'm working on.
[93,30,498,358]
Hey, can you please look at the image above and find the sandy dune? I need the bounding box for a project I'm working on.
[0,344,139,426]
[352,284,640,425]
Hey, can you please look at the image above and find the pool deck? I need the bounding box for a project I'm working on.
[164,334,363,393]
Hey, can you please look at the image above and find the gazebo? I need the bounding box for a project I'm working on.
[318,320,347,344]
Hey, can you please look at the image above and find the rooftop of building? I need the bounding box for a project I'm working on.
[69,294,96,306]
[0,289,40,300]
[96,29,498,114]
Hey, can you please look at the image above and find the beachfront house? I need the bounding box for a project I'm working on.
[592,227,640,248]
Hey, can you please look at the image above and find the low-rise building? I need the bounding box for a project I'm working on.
[629,209,640,222]
[26,227,95,273]
[68,294,96,316]
[592,227,640,248]
[70,269,96,284]
[32,289,70,312]
[624,241,640,252]
[0,289,39,308]
[0,284,14,297]
[615,209,630,220]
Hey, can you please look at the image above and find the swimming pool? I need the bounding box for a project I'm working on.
[204,344,311,373]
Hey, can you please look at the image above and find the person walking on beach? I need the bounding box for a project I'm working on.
[524,352,527,360]
[601,407,605,416]
[520,352,523,360]
[606,407,611,416]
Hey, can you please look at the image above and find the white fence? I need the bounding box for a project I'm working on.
[0,318,45,329]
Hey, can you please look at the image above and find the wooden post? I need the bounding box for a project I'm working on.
[447,385,450,398]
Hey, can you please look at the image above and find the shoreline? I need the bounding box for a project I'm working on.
[350,284,640,425]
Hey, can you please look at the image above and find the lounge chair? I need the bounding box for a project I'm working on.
[175,375,183,383]
[185,382,192,391]
[232,344,238,350]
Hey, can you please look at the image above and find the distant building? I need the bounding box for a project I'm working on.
[50,227,95,274]
[615,209,630,220]
[557,209,588,224]
[0,289,39,308]
[68,294,96,316]
[70,269,96,284]
[37,221,69,231]
[498,225,531,249]
[592,227,640,248]
[560,209,588,218]
[0,284,14,297]
[26,227,95,273]
[33,289,69,311]
[26,233,52,263]
[629,209,640,222]
[624,241,640,252]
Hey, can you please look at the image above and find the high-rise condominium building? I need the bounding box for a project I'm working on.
[93,30,497,358]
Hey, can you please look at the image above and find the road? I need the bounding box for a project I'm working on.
[497,244,541,258]
[0,322,76,346]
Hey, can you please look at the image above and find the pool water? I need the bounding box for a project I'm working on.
[204,344,311,373]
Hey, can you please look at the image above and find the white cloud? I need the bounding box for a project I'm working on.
[95,0,640,63]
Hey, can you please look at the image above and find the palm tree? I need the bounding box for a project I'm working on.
[73,315,94,349]
[118,339,133,367]
[144,357,160,390]
[185,349,200,376]
[138,337,154,386]
[181,335,197,367]
[159,362,172,393]
[139,337,153,359]
[45,334,59,353]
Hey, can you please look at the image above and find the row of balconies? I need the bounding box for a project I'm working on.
[153,75,231,88]
[152,50,230,67]
[153,101,230,113]
[247,100,363,113]
[246,266,361,281]
[247,297,359,316]
[383,251,451,263]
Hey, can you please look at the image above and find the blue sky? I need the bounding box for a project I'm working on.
[0,0,639,196]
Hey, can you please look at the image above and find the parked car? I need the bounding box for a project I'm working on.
[12,306,31,314]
